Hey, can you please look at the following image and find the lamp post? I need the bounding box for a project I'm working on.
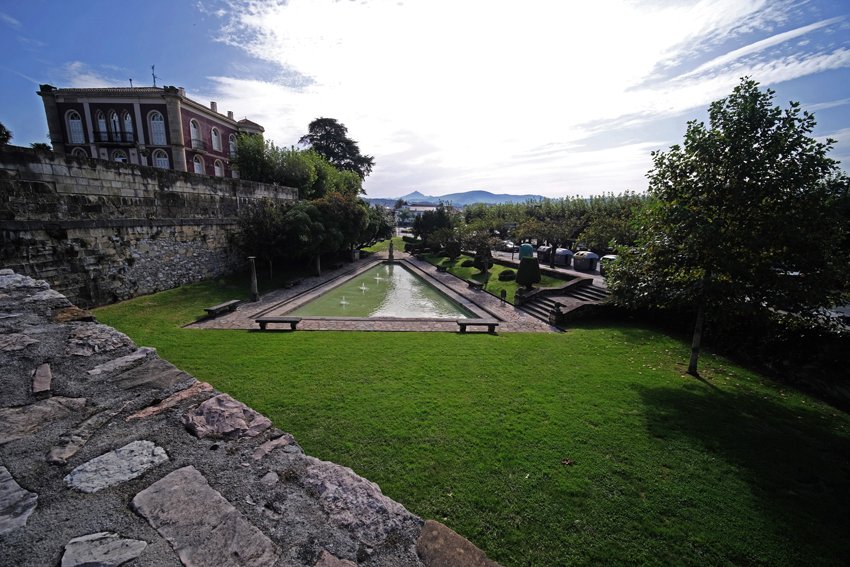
[248,256,259,302]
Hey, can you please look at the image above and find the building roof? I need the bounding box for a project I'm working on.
[39,85,165,96]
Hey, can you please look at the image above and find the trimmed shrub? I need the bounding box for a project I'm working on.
[498,269,516,281]
[461,259,475,268]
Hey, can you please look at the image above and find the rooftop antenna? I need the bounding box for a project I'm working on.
[129,78,133,88]
[151,65,159,87]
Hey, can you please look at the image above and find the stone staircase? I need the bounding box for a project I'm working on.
[518,282,609,323]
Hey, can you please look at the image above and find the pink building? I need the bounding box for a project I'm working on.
[37,84,264,178]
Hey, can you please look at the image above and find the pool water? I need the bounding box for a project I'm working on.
[289,262,474,318]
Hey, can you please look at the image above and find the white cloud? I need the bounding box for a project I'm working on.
[0,12,22,29]
[206,0,849,198]
[60,62,129,88]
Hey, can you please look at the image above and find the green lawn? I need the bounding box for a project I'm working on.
[425,254,565,305]
[95,280,850,566]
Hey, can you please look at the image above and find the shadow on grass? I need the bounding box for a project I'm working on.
[635,383,850,564]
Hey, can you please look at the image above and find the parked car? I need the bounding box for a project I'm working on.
[498,240,519,252]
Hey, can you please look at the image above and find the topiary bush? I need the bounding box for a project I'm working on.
[461,259,475,268]
[498,269,516,281]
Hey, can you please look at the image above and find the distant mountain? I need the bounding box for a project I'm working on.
[365,190,544,208]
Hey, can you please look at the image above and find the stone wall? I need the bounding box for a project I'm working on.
[0,270,499,566]
[0,146,297,306]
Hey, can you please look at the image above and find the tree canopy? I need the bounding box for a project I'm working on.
[607,77,850,375]
[299,118,375,180]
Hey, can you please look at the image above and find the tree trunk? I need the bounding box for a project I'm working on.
[687,301,705,376]
[315,254,321,276]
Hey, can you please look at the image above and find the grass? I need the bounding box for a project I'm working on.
[361,236,405,253]
[426,254,565,305]
[95,280,850,567]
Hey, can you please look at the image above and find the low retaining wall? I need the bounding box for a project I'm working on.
[0,146,297,306]
[0,269,500,566]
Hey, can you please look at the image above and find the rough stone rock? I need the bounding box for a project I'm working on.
[64,440,168,493]
[48,401,131,465]
[0,333,40,351]
[260,471,279,486]
[87,347,155,376]
[32,362,53,394]
[61,531,148,567]
[126,380,213,421]
[303,455,422,547]
[183,393,272,439]
[0,271,49,291]
[416,520,500,567]
[24,288,71,306]
[53,306,96,323]
[113,357,193,391]
[132,465,281,567]
[315,549,357,567]
[65,323,133,357]
[252,432,298,460]
[0,466,38,535]
[0,397,87,444]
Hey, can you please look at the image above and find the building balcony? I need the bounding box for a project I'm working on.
[93,131,135,144]
[190,138,207,151]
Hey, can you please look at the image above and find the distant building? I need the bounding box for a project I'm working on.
[37,84,264,178]
[407,203,440,216]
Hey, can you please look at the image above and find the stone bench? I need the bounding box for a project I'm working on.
[255,316,302,331]
[204,299,241,318]
[457,318,500,334]
[466,279,484,290]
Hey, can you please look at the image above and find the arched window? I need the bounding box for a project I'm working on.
[109,111,120,139]
[190,120,201,150]
[152,149,169,169]
[214,159,224,177]
[71,147,88,159]
[123,111,134,139]
[193,154,204,174]
[149,111,166,145]
[111,149,128,163]
[229,134,237,157]
[67,111,84,144]
[211,127,221,151]
[96,111,107,141]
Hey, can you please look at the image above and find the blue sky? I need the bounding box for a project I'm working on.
[2,0,848,199]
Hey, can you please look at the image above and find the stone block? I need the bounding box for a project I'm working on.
[0,397,87,444]
[416,520,500,567]
[182,394,271,439]
[32,363,52,394]
[64,440,168,493]
[61,532,147,567]
[0,466,38,535]
[132,465,281,567]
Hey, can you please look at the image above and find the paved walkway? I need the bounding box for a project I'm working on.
[189,250,558,333]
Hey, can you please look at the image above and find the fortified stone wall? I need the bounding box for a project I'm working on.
[0,146,297,307]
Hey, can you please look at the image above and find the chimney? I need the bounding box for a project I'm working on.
[178,87,186,98]
[227,111,234,120]
[210,101,218,113]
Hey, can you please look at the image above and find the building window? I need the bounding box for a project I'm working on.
[152,149,169,169]
[211,127,221,151]
[232,168,239,179]
[214,159,224,177]
[193,154,204,174]
[149,111,166,145]
[111,149,128,163]
[71,147,88,159]
[123,111,134,138]
[67,111,84,144]
[190,119,203,150]
[109,111,120,139]
[229,134,237,157]
[96,111,107,141]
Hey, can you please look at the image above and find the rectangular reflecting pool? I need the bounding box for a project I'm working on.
[288,262,475,318]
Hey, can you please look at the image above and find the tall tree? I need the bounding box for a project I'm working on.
[0,122,12,146]
[299,118,375,181]
[607,78,850,376]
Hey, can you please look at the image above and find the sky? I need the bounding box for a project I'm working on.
[1,0,849,199]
